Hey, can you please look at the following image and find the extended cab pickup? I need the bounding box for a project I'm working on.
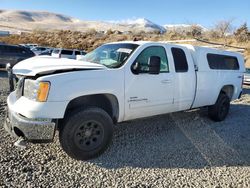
[4,41,245,160]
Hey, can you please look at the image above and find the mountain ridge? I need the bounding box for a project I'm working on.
[0,9,206,33]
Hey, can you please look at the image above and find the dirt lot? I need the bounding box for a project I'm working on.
[0,70,250,187]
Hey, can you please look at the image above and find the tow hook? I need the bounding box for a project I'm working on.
[14,137,28,149]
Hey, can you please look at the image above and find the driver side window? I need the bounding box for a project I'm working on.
[135,46,169,73]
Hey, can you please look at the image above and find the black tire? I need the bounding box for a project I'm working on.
[208,93,230,122]
[59,107,113,160]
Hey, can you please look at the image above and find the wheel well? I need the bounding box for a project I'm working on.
[63,94,119,124]
[220,85,234,100]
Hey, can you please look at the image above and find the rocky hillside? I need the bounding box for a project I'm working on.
[0,10,76,23]
[0,29,249,67]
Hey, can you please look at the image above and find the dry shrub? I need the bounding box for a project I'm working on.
[234,23,249,43]
[0,29,249,54]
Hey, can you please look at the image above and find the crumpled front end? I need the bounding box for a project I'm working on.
[4,89,56,143]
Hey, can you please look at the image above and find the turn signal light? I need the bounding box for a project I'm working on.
[37,82,50,102]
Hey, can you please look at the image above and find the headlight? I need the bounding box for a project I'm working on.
[24,80,50,102]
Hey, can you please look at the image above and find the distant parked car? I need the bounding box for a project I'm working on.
[31,46,51,55]
[39,48,54,56]
[19,44,28,48]
[19,43,38,49]
[244,68,250,85]
[0,31,10,36]
[0,44,35,68]
[52,48,86,59]
[76,53,87,60]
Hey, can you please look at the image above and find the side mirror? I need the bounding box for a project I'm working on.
[6,63,11,71]
[148,56,161,74]
[131,62,141,75]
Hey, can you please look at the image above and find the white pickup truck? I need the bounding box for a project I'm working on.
[4,41,245,160]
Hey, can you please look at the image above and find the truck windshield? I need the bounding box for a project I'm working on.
[81,43,139,68]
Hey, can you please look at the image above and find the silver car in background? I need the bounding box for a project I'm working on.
[31,46,51,55]
[244,68,250,85]
[52,48,86,59]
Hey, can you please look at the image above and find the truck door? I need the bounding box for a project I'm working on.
[124,45,174,120]
[169,46,196,111]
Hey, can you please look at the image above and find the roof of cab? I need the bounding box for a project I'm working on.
[106,41,244,68]
[108,41,243,55]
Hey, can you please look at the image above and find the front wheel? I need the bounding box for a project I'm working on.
[208,93,230,122]
[59,107,113,160]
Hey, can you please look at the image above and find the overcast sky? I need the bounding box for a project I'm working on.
[1,0,249,28]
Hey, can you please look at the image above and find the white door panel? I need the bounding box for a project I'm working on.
[124,45,174,121]
[125,73,174,120]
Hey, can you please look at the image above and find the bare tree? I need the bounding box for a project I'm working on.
[215,19,233,37]
[214,19,234,45]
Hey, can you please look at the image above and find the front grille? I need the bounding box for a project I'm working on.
[16,77,24,99]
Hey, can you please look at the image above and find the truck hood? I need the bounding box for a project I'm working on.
[13,56,106,76]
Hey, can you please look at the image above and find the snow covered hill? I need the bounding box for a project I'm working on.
[164,24,208,32]
[0,10,206,34]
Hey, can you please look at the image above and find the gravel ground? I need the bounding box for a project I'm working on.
[0,70,250,187]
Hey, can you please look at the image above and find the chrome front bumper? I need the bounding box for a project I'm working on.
[4,107,56,143]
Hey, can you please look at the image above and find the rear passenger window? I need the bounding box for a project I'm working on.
[8,46,20,54]
[4,46,12,53]
[207,54,239,70]
[75,51,80,55]
[62,50,73,55]
[171,47,188,72]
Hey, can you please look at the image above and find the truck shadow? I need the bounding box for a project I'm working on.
[91,95,250,169]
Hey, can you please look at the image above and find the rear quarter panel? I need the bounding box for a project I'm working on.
[192,48,245,108]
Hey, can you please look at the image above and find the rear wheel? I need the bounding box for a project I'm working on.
[59,107,113,160]
[208,93,230,122]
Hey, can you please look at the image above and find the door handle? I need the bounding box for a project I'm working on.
[161,79,171,84]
